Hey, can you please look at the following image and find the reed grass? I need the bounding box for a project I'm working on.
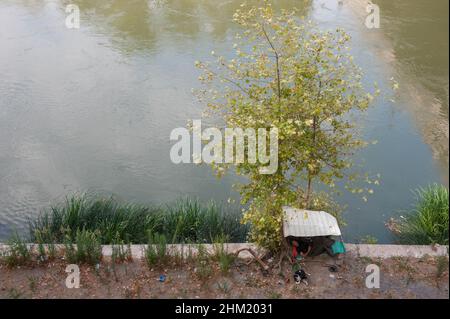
[29,194,248,244]
[392,184,449,245]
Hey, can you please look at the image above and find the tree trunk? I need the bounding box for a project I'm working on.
[304,115,318,209]
[305,175,313,209]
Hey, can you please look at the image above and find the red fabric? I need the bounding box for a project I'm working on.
[292,245,298,258]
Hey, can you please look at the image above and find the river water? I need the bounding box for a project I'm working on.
[0,0,448,242]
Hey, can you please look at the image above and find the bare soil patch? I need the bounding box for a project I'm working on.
[0,254,448,299]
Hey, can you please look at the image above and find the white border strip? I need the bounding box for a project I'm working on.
[0,243,448,259]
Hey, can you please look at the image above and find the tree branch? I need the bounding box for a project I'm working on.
[261,25,281,104]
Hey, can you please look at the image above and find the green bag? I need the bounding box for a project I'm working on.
[331,241,346,254]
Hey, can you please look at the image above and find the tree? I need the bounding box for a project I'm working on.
[195,2,378,251]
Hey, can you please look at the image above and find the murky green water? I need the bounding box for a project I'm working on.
[0,0,448,242]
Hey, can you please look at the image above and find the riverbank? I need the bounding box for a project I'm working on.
[0,243,448,299]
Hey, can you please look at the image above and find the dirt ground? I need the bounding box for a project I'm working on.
[0,254,448,299]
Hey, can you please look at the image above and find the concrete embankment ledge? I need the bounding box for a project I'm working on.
[0,243,448,259]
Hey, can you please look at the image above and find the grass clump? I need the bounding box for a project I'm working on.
[212,235,235,274]
[30,194,247,244]
[111,240,132,264]
[194,244,213,281]
[360,235,378,244]
[2,232,32,267]
[162,198,248,244]
[216,280,231,294]
[144,232,168,267]
[388,184,449,245]
[64,229,102,265]
[30,195,162,244]
[34,228,58,261]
